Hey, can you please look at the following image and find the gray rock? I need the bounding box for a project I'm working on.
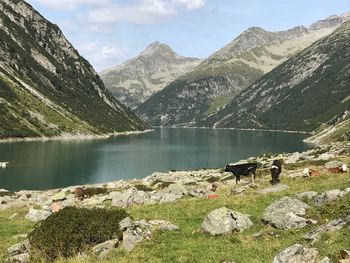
[314,189,345,206]
[7,240,29,256]
[7,253,30,263]
[304,215,350,244]
[119,217,133,231]
[316,153,335,161]
[258,184,288,194]
[262,197,316,229]
[285,152,302,164]
[25,208,51,222]
[148,220,179,231]
[230,187,245,195]
[295,191,318,200]
[91,239,119,259]
[324,160,343,169]
[319,257,330,263]
[273,244,318,263]
[202,207,253,235]
[122,228,151,252]
[50,190,67,201]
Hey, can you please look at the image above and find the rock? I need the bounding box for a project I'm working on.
[25,208,51,222]
[91,239,119,259]
[314,189,346,207]
[258,184,288,194]
[202,207,253,235]
[262,197,316,229]
[119,217,133,231]
[122,228,151,252]
[230,187,245,195]
[51,191,67,201]
[273,244,318,263]
[7,240,29,256]
[285,152,302,164]
[7,253,30,263]
[51,202,63,213]
[9,213,18,220]
[324,160,343,169]
[316,153,335,161]
[148,220,179,231]
[295,191,318,200]
[159,193,179,203]
[319,257,330,263]
[339,249,350,262]
[304,215,350,244]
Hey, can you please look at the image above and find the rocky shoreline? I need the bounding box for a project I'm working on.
[0,129,153,144]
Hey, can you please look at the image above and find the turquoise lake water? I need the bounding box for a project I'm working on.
[0,128,309,191]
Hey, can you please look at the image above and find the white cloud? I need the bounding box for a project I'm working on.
[79,42,128,71]
[26,0,112,11]
[88,0,176,25]
[173,0,205,10]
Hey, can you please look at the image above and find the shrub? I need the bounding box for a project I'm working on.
[84,187,110,197]
[0,191,15,197]
[134,184,153,192]
[28,207,128,261]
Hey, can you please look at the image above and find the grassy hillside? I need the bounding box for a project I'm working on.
[0,0,149,140]
[1,156,349,262]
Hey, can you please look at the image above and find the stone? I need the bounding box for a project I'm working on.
[316,153,335,161]
[304,215,350,244]
[119,217,133,231]
[319,257,330,263]
[262,197,316,229]
[122,228,151,252]
[7,240,29,256]
[7,253,30,263]
[314,189,345,207]
[202,207,253,235]
[51,191,67,201]
[285,152,302,164]
[272,244,318,263]
[25,208,51,222]
[324,160,343,169]
[91,239,119,259]
[338,249,350,262]
[295,191,318,200]
[148,220,179,231]
[9,213,18,220]
[258,184,288,194]
[51,202,63,213]
[230,187,245,195]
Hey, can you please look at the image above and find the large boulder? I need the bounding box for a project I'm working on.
[295,191,318,201]
[258,184,288,194]
[262,197,316,229]
[202,207,253,235]
[285,152,302,164]
[6,253,30,263]
[324,160,343,169]
[273,244,318,263]
[25,208,51,222]
[314,189,347,207]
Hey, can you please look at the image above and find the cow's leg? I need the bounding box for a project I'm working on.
[251,172,255,184]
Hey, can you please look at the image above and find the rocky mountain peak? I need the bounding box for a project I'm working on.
[310,12,349,31]
[139,41,177,58]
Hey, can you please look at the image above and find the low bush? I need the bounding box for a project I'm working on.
[134,184,153,192]
[28,207,128,261]
[84,187,110,197]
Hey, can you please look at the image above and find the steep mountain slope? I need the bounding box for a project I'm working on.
[0,0,149,140]
[137,13,349,126]
[100,42,202,108]
[202,21,350,132]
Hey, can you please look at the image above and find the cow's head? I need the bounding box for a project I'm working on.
[224,165,230,172]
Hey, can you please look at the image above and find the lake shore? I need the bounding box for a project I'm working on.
[0,129,154,144]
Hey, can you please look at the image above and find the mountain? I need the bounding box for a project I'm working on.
[99,42,202,108]
[137,13,349,126]
[0,0,149,140]
[201,20,350,132]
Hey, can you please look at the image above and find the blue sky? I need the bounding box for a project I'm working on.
[25,0,350,71]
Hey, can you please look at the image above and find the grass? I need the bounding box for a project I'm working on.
[0,162,349,262]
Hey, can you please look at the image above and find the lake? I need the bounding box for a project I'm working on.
[0,128,310,191]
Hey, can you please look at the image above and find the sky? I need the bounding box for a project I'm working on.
[25,0,350,72]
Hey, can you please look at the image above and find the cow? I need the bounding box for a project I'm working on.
[224,163,258,184]
[270,160,282,185]
[73,187,86,201]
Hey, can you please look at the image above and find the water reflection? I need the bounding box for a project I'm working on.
[0,128,309,191]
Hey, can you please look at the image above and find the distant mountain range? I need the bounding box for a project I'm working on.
[100,42,202,108]
[201,20,350,132]
[0,0,149,140]
[135,13,349,127]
